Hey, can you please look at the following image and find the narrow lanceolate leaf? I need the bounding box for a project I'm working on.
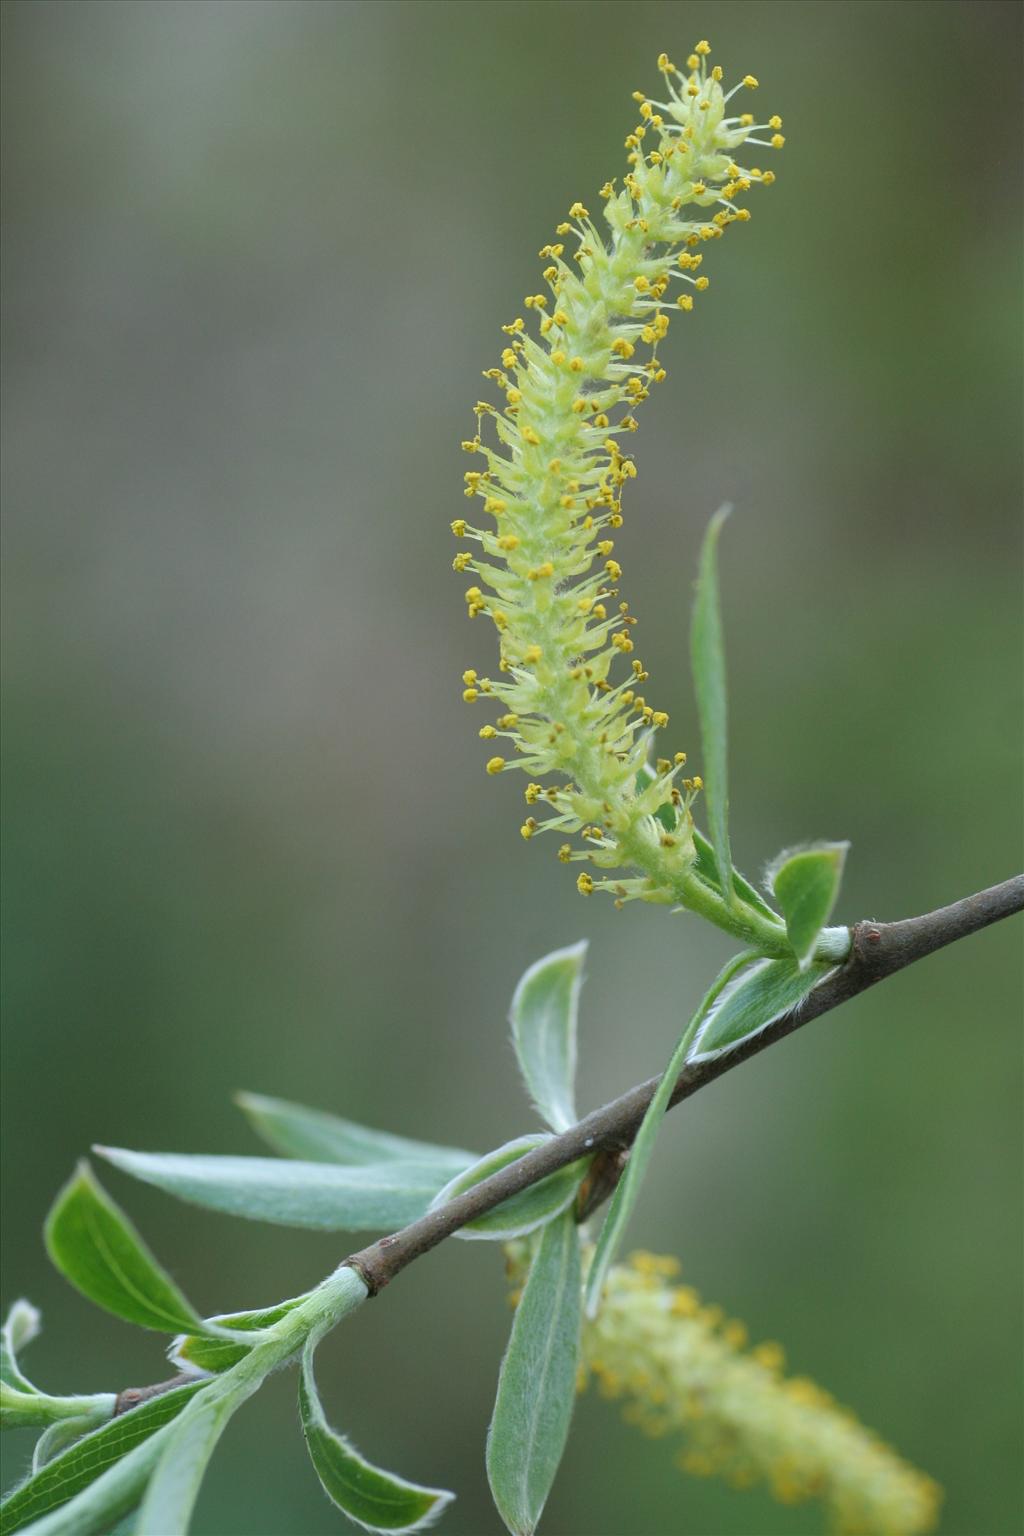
[584,952,755,1319]
[1,1300,41,1392]
[688,957,835,1062]
[691,504,734,905]
[509,942,586,1134]
[692,830,780,923]
[235,1092,475,1171]
[0,1380,205,1535]
[94,1149,454,1232]
[486,1212,582,1536]
[135,1388,240,1536]
[169,1295,309,1375]
[32,1419,98,1474]
[44,1163,203,1334]
[299,1340,454,1534]
[430,1136,587,1241]
[766,842,849,969]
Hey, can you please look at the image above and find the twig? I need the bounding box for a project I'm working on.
[345,874,1023,1294]
[114,874,1022,1410]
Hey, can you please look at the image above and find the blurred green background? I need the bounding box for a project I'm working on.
[2,2,1021,1532]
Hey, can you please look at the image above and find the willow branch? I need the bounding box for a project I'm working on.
[345,874,1023,1294]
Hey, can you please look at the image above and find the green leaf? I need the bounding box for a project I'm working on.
[767,842,849,969]
[688,956,835,1062]
[584,951,756,1318]
[1,1300,40,1392]
[0,1381,204,1535]
[135,1388,240,1536]
[169,1296,309,1375]
[486,1212,582,1536]
[430,1136,587,1241]
[691,504,734,905]
[95,1148,455,1232]
[44,1163,203,1334]
[691,830,780,923]
[509,942,586,1133]
[235,1092,475,1170]
[299,1339,454,1533]
[31,1419,98,1473]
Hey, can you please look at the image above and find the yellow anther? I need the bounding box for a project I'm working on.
[486,756,505,774]
[484,497,507,515]
[522,426,540,446]
[652,710,669,728]
[520,818,537,839]
[742,74,759,88]
[695,275,710,291]
[558,843,572,863]
[523,645,542,664]
[711,65,723,81]
[739,112,754,126]
[612,336,632,357]
[694,39,711,55]
[524,783,542,804]
[551,349,566,366]
[691,182,706,196]
[605,559,623,581]
[768,114,782,129]
[462,688,479,702]
[462,669,478,686]
[656,52,673,72]
[771,133,785,148]
[761,169,776,185]
[452,552,472,572]
[450,518,467,536]
[568,201,589,219]
[498,533,519,551]
[577,872,594,895]
[479,725,497,739]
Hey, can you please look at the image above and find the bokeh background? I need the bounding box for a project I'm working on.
[2,2,1021,1532]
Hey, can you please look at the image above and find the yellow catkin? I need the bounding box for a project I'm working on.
[453,42,786,909]
[579,1254,942,1536]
